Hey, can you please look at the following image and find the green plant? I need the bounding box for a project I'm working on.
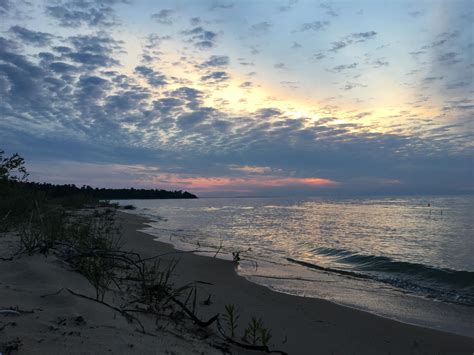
[223,304,240,338]
[19,220,42,254]
[243,316,271,347]
[244,316,262,345]
[136,259,179,314]
[78,255,115,301]
[260,327,272,347]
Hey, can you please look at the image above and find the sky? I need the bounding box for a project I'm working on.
[0,0,473,196]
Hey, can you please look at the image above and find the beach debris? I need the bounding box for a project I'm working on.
[232,252,240,263]
[0,310,20,316]
[213,241,223,258]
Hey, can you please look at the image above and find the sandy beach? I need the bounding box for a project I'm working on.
[1,210,473,354]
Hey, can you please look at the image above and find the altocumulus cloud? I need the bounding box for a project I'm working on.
[0,0,472,196]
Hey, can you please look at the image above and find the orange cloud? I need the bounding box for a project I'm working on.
[134,174,339,193]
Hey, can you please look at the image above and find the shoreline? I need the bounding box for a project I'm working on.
[1,209,472,354]
[125,209,474,339]
[118,211,474,354]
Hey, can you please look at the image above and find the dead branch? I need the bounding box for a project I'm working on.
[0,310,20,316]
[168,294,219,328]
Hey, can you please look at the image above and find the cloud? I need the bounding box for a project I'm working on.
[239,81,253,88]
[280,81,299,89]
[298,21,329,32]
[49,61,78,73]
[409,50,425,58]
[274,62,287,70]
[141,34,171,62]
[151,9,174,25]
[176,109,215,129]
[422,31,459,49]
[182,26,218,49]
[438,52,461,65]
[351,31,377,40]
[330,31,377,52]
[372,59,389,68]
[0,0,32,17]
[1,3,472,196]
[209,1,234,10]
[63,33,123,68]
[341,82,367,90]
[291,41,302,49]
[330,62,358,72]
[320,2,338,17]
[229,165,272,174]
[199,55,229,68]
[238,58,254,66]
[135,65,168,87]
[310,52,326,61]
[190,17,201,26]
[408,9,426,17]
[257,108,283,118]
[250,21,272,35]
[9,26,54,47]
[279,0,297,12]
[45,0,126,28]
[137,175,339,193]
[0,0,10,14]
[201,71,230,84]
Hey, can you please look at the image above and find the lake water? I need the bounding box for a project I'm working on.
[117,196,474,337]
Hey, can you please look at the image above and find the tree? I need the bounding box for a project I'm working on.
[0,149,29,182]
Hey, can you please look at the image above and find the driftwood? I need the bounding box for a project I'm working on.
[0,309,20,316]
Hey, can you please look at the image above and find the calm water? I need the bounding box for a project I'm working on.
[118,196,474,337]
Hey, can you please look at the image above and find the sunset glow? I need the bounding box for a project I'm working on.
[0,0,472,195]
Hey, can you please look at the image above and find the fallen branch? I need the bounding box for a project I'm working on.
[0,310,20,316]
[169,294,219,328]
[213,241,223,258]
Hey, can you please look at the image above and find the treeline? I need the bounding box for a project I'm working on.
[1,149,197,230]
[16,182,198,200]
